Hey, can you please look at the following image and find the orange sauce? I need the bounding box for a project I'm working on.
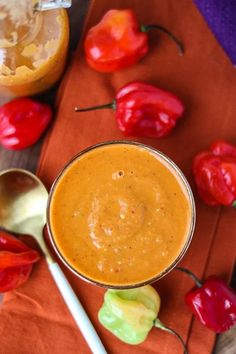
[49,144,193,287]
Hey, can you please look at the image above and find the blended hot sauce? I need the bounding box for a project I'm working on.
[49,143,193,287]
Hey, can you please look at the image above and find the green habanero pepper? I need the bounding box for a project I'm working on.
[98,285,188,354]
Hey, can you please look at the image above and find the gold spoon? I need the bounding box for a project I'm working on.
[0,168,107,354]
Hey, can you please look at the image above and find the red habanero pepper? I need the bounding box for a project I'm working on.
[0,98,52,150]
[0,231,30,252]
[84,9,184,72]
[0,230,40,292]
[0,251,40,270]
[0,264,33,293]
[75,81,184,138]
[176,267,236,333]
[193,140,236,206]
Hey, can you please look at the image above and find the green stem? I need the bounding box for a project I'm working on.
[141,24,184,56]
[154,318,188,354]
[232,200,236,208]
[75,100,116,112]
[175,267,203,287]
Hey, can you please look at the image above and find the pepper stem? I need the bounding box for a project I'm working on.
[175,267,203,287]
[154,318,188,354]
[141,24,184,56]
[232,200,236,208]
[75,100,116,112]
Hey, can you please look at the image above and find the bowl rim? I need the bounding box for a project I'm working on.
[46,140,196,289]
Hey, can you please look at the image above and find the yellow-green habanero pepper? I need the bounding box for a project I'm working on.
[98,285,188,354]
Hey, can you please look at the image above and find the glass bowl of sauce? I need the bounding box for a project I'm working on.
[47,141,196,289]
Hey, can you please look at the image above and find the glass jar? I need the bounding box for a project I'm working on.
[0,0,71,97]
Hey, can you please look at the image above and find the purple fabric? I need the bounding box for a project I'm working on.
[194,0,236,65]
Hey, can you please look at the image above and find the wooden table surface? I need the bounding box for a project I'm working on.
[0,1,235,353]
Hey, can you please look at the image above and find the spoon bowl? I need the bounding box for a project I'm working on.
[0,168,51,260]
[0,168,107,354]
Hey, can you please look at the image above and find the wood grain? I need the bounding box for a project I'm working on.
[0,1,234,353]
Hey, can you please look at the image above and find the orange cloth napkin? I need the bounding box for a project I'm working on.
[1,1,236,353]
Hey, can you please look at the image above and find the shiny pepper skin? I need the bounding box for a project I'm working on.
[193,140,236,206]
[84,9,184,72]
[177,267,236,333]
[99,285,188,353]
[186,277,236,333]
[99,285,160,345]
[0,98,52,150]
[75,81,184,138]
[0,230,40,292]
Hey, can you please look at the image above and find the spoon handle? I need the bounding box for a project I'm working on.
[49,262,107,354]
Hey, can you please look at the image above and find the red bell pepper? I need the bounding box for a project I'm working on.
[84,9,184,72]
[0,98,52,150]
[176,267,236,333]
[193,140,236,206]
[0,230,40,292]
[75,81,184,138]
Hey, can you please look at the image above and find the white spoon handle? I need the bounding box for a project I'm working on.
[49,262,107,354]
